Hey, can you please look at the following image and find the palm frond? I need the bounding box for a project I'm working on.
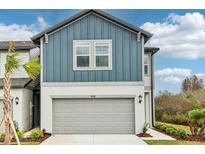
[4,53,20,73]
[23,59,41,80]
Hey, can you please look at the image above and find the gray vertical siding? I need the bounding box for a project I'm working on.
[43,13,142,82]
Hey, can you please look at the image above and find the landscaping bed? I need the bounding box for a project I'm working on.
[155,122,205,143]
[137,133,152,137]
[20,133,51,143]
[0,129,51,145]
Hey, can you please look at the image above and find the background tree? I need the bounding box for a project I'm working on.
[182,75,204,93]
[0,41,40,145]
[182,77,191,92]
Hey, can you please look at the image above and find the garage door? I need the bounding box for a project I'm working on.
[53,98,135,134]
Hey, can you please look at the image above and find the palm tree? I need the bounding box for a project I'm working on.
[1,41,40,145]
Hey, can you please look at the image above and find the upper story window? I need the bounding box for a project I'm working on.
[76,42,91,67]
[73,40,112,70]
[144,54,149,75]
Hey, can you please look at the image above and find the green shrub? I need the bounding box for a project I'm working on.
[17,131,24,140]
[170,129,178,136]
[155,123,162,129]
[165,127,173,134]
[156,123,188,139]
[143,122,149,134]
[13,121,19,132]
[0,132,5,142]
[177,129,188,139]
[30,129,44,140]
[165,127,178,136]
[160,125,167,131]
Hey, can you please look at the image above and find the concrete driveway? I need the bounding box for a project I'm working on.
[41,134,147,145]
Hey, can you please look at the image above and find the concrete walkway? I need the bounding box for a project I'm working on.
[140,129,176,140]
[41,134,147,145]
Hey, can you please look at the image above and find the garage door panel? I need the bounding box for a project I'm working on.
[53,98,135,134]
[63,122,99,127]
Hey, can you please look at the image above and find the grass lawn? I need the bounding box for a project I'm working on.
[144,140,205,145]
[157,121,191,134]
[0,142,40,145]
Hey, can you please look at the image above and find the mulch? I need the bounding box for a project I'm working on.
[137,133,152,137]
[11,133,51,143]
[187,135,205,142]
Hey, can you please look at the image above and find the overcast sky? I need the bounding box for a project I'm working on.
[0,9,204,94]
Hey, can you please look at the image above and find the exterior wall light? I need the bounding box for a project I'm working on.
[138,95,142,103]
[15,97,19,105]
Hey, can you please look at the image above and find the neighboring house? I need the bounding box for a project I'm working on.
[0,41,40,131]
[31,9,159,134]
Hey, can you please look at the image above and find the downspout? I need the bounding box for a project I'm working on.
[151,51,155,127]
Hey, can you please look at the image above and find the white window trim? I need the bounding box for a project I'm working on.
[73,39,112,71]
[93,40,112,70]
[73,40,92,70]
[144,54,149,75]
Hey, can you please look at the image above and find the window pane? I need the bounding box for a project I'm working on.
[96,56,109,67]
[95,43,109,54]
[77,56,89,67]
[77,46,89,55]
[144,65,148,75]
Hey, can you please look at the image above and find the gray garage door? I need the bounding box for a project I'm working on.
[53,98,135,134]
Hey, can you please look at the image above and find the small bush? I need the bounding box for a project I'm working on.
[143,122,149,134]
[177,129,188,139]
[165,127,178,136]
[13,121,19,132]
[17,131,24,140]
[156,122,188,139]
[155,123,162,129]
[0,132,5,142]
[160,125,167,131]
[165,127,173,134]
[170,129,178,136]
[30,129,44,140]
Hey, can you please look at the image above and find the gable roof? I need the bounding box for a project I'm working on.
[0,41,36,50]
[31,9,152,43]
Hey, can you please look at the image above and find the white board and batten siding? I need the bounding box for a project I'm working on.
[0,52,29,78]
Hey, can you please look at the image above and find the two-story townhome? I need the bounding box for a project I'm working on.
[31,9,159,134]
[0,41,40,131]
